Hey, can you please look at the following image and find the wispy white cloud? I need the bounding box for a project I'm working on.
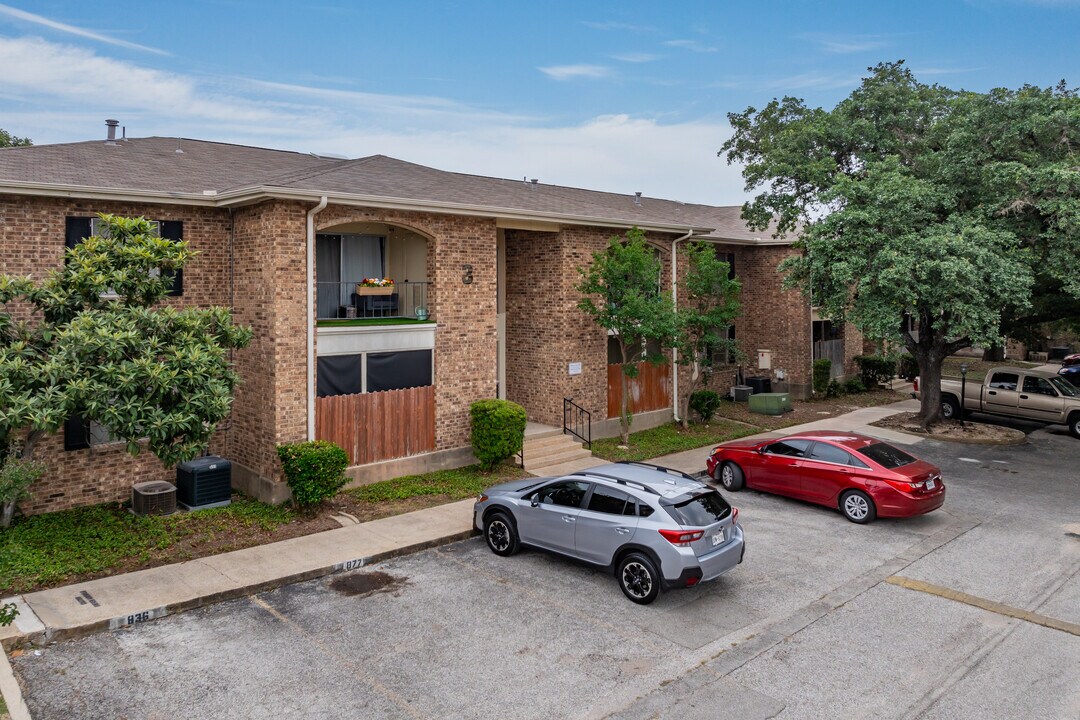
[0,37,746,205]
[663,39,718,53]
[610,52,660,63]
[0,3,167,54]
[799,32,892,54]
[764,71,862,91]
[538,64,612,80]
[581,20,655,32]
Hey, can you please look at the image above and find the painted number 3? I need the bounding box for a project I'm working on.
[462,264,474,285]
[126,611,150,624]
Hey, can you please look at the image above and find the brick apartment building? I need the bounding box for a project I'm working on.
[0,128,861,514]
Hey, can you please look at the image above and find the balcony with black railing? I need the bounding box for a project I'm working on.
[316,281,430,323]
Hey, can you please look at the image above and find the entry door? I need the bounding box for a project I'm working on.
[983,371,1020,415]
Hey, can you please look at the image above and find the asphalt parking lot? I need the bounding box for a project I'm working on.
[11,423,1080,720]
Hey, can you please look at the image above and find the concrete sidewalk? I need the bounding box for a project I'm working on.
[0,398,920,655]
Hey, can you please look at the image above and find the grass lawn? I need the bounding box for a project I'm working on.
[317,317,432,327]
[941,356,1039,382]
[0,464,525,595]
[592,420,759,462]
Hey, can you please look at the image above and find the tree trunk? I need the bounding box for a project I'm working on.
[619,342,631,445]
[0,501,13,528]
[20,429,43,460]
[680,360,702,430]
[906,313,970,430]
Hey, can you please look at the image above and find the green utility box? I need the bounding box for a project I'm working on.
[748,392,792,416]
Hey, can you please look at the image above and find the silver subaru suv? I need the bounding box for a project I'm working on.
[473,461,745,604]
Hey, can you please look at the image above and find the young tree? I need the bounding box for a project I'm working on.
[0,128,31,147]
[722,62,1075,426]
[577,228,676,445]
[673,242,741,429]
[0,215,252,491]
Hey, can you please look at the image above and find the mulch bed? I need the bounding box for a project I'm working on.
[712,389,911,431]
[870,412,1027,444]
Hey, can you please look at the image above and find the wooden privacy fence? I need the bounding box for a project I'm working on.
[315,385,436,466]
[813,339,845,378]
[607,362,671,419]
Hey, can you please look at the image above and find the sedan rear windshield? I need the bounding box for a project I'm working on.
[860,443,916,469]
[669,491,732,526]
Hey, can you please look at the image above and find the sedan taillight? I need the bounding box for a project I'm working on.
[658,528,705,546]
[885,478,922,493]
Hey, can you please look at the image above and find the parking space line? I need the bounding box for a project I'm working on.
[249,596,427,719]
[886,576,1080,637]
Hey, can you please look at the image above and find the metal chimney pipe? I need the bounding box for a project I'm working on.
[634,191,642,206]
[105,119,119,142]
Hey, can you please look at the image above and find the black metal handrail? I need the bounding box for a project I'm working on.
[563,397,592,449]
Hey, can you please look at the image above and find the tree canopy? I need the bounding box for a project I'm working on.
[0,129,31,147]
[722,61,1078,423]
[0,215,252,467]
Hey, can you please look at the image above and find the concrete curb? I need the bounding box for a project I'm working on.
[0,648,31,720]
[1,527,477,651]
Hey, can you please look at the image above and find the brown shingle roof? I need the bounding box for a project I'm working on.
[0,137,783,243]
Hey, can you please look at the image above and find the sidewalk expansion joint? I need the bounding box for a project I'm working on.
[886,575,1080,637]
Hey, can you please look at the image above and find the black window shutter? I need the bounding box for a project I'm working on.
[726,252,736,280]
[65,217,92,251]
[160,221,184,296]
[64,416,91,451]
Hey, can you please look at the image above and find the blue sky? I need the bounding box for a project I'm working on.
[1,0,1077,204]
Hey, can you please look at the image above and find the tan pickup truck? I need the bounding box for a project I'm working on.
[915,366,1080,438]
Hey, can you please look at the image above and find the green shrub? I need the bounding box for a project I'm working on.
[843,377,867,394]
[276,440,348,507]
[812,359,832,395]
[854,355,897,388]
[470,399,527,470]
[898,353,919,382]
[1,453,44,528]
[826,379,845,398]
[689,390,722,423]
[0,601,16,627]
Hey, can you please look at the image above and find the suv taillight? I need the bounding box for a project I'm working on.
[658,528,705,546]
[731,507,739,525]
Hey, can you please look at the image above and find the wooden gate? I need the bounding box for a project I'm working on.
[315,385,436,466]
[607,362,671,419]
[813,339,845,378]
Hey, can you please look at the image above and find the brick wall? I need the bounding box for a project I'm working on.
[0,194,233,514]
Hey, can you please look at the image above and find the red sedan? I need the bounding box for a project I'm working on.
[705,431,945,524]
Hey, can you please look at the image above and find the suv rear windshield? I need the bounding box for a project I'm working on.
[860,443,916,469]
[669,491,732,526]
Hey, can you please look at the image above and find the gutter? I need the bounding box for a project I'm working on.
[306,196,328,441]
[670,229,695,422]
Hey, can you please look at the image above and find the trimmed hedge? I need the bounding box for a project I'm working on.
[812,359,832,395]
[854,355,897,388]
[470,399,527,470]
[689,390,722,423]
[276,440,349,507]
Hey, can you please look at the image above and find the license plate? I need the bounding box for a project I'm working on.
[712,532,724,546]
[926,479,936,490]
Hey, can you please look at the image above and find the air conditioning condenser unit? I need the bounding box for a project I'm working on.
[131,481,177,516]
[176,456,232,510]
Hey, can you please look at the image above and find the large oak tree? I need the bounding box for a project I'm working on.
[722,62,1078,425]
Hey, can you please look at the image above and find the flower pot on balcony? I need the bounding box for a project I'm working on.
[415,307,429,321]
[356,285,394,296]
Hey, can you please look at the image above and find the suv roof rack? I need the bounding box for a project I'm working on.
[614,461,701,484]
[576,471,662,496]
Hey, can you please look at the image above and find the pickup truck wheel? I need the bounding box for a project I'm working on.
[942,395,962,421]
[1069,413,1080,439]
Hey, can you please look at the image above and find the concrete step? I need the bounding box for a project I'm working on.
[523,436,587,461]
[531,456,609,477]
[523,447,594,472]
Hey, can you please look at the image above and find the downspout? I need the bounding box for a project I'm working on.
[670,229,695,422]
[306,196,328,440]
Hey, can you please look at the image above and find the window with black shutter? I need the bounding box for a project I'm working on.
[714,248,736,280]
[63,416,91,451]
[64,216,183,296]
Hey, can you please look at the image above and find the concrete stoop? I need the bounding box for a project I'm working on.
[521,432,595,473]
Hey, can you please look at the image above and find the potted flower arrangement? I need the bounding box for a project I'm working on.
[356,277,395,295]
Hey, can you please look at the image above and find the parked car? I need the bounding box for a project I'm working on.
[914,366,1080,438]
[1062,353,1080,367]
[1060,364,1080,385]
[706,432,945,524]
[474,462,744,605]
